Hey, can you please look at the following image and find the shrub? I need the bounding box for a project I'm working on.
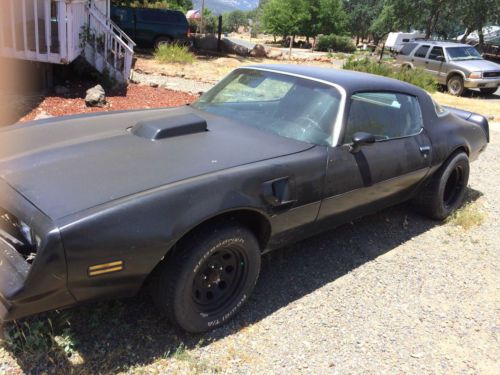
[316,34,356,53]
[154,44,195,64]
[343,57,438,92]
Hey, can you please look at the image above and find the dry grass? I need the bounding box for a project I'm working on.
[446,202,486,230]
[431,92,499,120]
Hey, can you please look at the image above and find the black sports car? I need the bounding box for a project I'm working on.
[0,65,489,332]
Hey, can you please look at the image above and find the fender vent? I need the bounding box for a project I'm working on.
[131,113,208,140]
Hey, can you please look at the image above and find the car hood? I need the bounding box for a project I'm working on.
[0,107,312,219]
[449,59,500,72]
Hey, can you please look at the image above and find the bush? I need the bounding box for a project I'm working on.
[154,44,195,64]
[343,57,438,92]
[316,35,356,53]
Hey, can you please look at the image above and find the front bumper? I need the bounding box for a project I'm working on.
[0,179,76,322]
[464,77,500,89]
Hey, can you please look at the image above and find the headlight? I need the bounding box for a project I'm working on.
[469,72,482,79]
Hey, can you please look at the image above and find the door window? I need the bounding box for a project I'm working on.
[399,43,418,55]
[344,92,423,143]
[414,45,430,58]
[428,46,444,61]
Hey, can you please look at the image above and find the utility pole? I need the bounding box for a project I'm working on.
[200,0,205,35]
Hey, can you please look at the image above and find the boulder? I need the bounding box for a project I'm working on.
[85,84,106,107]
[193,34,219,51]
[267,49,283,59]
[222,39,249,56]
[249,44,268,58]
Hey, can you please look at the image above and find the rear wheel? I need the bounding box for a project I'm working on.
[154,36,173,49]
[479,87,497,96]
[447,75,465,96]
[152,224,261,333]
[412,152,469,220]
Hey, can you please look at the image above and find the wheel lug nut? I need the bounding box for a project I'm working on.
[202,275,207,280]
[207,284,211,288]
[219,267,223,271]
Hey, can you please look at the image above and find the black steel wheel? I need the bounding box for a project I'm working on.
[152,223,261,333]
[412,152,469,220]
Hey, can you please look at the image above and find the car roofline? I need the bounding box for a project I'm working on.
[236,66,348,146]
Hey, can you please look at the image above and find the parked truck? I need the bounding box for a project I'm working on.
[111,6,189,49]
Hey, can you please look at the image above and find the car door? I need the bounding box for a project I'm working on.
[412,44,431,69]
[317,91,432,223]
[426,46,446,83]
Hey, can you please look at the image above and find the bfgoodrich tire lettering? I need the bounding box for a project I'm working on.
[152,224,261,333]
[413,152,469,220]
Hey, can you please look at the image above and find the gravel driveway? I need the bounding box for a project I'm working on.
[0,127,498,374]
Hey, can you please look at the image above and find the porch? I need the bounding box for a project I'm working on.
[0,0,135,83]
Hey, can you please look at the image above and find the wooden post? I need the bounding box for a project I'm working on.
[379,43,385,62]
[57,0,67,62]
[200,0,205,35]
[217,15,222,52]
[44,0,52,58]
[289,36,293,59]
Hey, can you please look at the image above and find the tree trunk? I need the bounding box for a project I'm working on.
[460,27,472,43]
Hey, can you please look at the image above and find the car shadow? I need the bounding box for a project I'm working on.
[3,188,483,374]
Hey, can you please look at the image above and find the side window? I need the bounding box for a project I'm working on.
[414,45,430,58]
[428,46,444,61]
[344,92,423,143]
[399,43,417,56]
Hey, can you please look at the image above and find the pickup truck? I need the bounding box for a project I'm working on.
[111,6,189,49]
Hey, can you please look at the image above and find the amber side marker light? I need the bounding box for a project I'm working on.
[88,261,124,276]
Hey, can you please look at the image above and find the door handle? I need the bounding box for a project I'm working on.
[419,145,431,158]
[261,177,296,209]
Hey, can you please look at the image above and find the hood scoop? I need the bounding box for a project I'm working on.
[131,113,207,140]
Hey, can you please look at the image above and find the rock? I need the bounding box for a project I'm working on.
[194,34,219,51]
[249,44,268,58]
[34,110,53,120]
[222,39,249,56]
[85,84,106,107]
[267,49,283,59]
[149,82,159,88]
[54,85,70,95]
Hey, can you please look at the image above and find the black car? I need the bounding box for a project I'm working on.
[111,6,189,48]
[0,66,489,332]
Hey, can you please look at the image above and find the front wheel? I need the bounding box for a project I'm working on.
[412,152,469,220]
[152,224,261,333]
[447,75,465,96]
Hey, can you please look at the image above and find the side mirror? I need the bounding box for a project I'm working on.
[350,131,376,153]
[437,56,445,62]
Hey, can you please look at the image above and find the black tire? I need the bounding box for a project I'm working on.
[479,87,497,96]
[152,224,261,333]
[447,75,465,96]
[412,152,469,220]
[154,36,173,49]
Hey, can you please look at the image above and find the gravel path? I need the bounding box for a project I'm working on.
[130,71,215,94]
[0,127,498,374]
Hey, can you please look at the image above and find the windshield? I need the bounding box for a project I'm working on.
[446,46,482,61]
[192,69,342,146]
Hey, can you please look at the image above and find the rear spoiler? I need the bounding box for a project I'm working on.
[444,106,490,143]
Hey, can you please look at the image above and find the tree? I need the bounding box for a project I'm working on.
[261,0,309,40]
[317,0,349,36]
[345,0,384,44]
[456,0,500,45]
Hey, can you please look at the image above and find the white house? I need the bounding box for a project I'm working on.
[0,0,135,83]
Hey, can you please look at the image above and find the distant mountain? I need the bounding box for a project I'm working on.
[192,0,259,14]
